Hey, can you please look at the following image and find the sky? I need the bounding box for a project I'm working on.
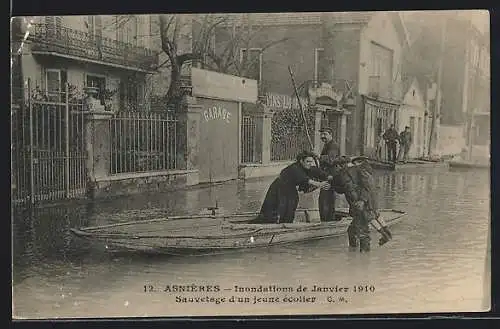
[400,10,489,35]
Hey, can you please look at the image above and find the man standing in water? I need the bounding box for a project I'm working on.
[398,126,412,163]
[330,156,392,252]
[383,124,399,162]
[318,128,340,222]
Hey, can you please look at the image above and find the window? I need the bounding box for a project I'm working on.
[86,74,106,105]
[45,16,62,38]
[314,48,331,85]
[240,48,262,81]
[119,76,144,111]
[314,48,324,84]
[118,16,138,46]
[370,42,393,97]
[45,69,67,102]
[87,16,103,42]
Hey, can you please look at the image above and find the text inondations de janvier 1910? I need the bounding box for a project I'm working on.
[143,283,377,305]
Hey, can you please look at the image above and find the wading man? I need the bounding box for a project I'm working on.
[318,127,340,222]
[331,156,392,252]
[253,151,331,224]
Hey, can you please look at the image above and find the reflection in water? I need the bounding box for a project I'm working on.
[12,169,490,317]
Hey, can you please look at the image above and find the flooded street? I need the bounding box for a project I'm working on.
[12,168,490,318]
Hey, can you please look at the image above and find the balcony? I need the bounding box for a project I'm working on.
[27,24,159,72]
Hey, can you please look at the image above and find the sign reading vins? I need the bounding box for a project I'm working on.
[265,92,308,110]
[203,106,232,123]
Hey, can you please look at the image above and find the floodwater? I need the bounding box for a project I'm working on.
[12,167,491,318]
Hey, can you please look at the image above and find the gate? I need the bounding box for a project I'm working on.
[270,107,315,161]
[11,80,87,205]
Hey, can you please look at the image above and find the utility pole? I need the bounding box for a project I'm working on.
[428,15,447,157]
[466,19,477,162]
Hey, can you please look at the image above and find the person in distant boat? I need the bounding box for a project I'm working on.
[252,151,331,224]
[330,156,392,252]
[398,126,412,163]
[318,127,341,222]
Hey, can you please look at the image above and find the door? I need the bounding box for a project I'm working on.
[417,117,423,157]
[198,98,239,183]
[409,116,416,158]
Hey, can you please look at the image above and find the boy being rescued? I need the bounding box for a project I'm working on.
[327,156,393,252]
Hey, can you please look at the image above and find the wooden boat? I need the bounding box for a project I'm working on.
[70,208,407,256]
[352,157,395,171]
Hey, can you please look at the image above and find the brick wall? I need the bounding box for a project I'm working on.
[214,24,323,96]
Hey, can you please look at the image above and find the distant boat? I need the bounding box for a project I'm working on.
[352,157,395,171]
[70,208,407,256]
[449,159,490,169]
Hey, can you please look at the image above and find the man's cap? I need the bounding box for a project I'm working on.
[319,127,333,134]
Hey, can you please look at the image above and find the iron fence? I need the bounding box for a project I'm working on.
[11,81,87,204]
[270,108,315,161]
[241,115,258,163]
[110,111,181,174]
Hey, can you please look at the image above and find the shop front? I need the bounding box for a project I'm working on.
[362,95,400,156]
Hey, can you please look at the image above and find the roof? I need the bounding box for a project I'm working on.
[402,75,431,103]
[216,13,322,27]
[215,12,381,27]
[212,11,410,49]
[324,11,375,24]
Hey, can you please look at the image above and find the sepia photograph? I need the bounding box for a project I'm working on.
[11,10,491,318]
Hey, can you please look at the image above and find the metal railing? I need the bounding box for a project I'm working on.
[241,115,258,163]
[28,24,159,71]
[109,111,181,174]
[11,82,87,204]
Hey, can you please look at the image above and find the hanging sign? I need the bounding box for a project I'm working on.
[264,92,307,110]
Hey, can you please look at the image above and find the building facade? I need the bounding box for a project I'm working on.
[211,12,408,157]
[402,12,490,150]
[16,15,159,111]
[398,77,428,158]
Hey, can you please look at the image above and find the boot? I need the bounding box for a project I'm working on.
[347,225,358,248]
[348,235,358,250]
[360,237,371,253]
[378,227,393,246]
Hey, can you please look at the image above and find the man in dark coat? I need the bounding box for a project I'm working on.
[383,124,399,162]
[398,126,412,163]
[330,156,392,252]
[254,151,331,224]
[318,127,341,222]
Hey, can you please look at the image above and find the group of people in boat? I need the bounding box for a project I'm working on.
[253,127,392,253]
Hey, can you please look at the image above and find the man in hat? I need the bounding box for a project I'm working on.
[318,127,341,222]
[383,124,399,162]
[330,156,392,252]
[398,126,412,163]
